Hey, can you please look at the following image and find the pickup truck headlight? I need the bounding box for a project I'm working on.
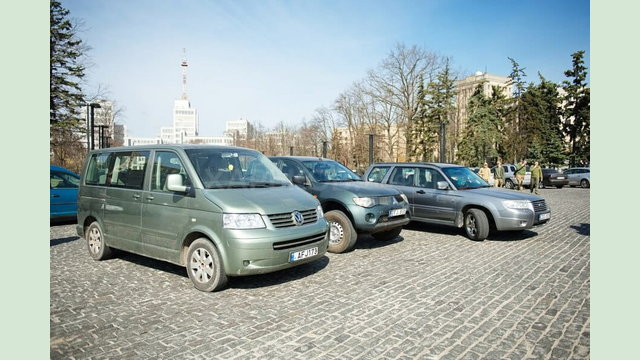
[353,197,376,208]
[399,193,408,203]
[502,200,534,212]
[223,213,266,229]
[316,205,324,218]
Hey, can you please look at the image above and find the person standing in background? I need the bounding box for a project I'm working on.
[515,160,527,190]
[494,160,505,188]
[478,162,491,184]
[530,161,543,195]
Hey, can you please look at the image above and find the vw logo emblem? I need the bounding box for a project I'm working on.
[292,211,304,226]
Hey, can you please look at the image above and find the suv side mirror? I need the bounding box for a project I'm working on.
[436,181,449,190]
[292,175,306,186]
[166,173,188,193]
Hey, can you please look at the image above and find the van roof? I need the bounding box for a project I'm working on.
[87,144,253,153]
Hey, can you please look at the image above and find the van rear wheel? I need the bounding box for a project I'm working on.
[86,221,112,260]
[325,210,357,253]
[186,238,228,292]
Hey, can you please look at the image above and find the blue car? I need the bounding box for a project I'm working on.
[50,165,80,219]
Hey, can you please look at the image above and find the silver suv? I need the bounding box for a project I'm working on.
[364,162,550,241]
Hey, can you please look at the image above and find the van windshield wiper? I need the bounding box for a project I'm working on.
[207,182,286,189]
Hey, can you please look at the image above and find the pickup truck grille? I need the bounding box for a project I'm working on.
[273,232,326,251]
[268,208,318,228]
[532,200,548,212]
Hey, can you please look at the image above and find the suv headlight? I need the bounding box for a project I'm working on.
[502,200,534,212]
[353,197,376,208]
[316,205,324,218]
[223,213,266,229]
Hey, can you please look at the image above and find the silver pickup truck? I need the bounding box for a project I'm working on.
[364,162,550,241]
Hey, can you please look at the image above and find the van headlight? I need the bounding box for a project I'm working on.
[223,213,266,229]
[502,200,534,212]
[353,197,376,208]
[316,205,324,219]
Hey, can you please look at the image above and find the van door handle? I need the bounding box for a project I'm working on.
[416,190,425,194]
[133,194,141,199]
[146,195,154,201]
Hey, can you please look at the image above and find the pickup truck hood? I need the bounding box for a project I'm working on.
[316,180,400,197]
[202,185,318,214]
[466,187,544,201]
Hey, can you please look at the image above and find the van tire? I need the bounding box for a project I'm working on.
[186,238,228,292]
[86,221,112,260]
[325,210,357,253]
[464,208,489,241]
[372,227,402,241]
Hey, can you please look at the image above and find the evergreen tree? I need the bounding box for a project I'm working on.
[426,59,456,162]
[50,0,87,129]
[504,58,527,162]
[562,50,590,166]
[409,76,437,161]
[457,84,502,166]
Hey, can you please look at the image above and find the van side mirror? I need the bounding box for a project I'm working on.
[436,181,449,190]
[292,175,306,186]
[166,173,188,193]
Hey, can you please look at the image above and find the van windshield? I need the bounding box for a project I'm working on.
[186,149,291,189]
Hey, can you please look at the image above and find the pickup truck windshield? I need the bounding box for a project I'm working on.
[302,160,362,182]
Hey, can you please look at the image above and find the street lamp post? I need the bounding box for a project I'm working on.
[86,102,102,152]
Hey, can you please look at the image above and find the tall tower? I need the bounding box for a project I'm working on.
[181,48,188,100]
[171,48,198,141]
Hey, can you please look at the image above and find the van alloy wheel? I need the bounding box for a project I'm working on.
[186,238,228,292]
[86,221,112,260]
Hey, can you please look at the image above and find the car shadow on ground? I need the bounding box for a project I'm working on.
[114,250,331,290]
[50,236,80,247]
[403,221,537,242]
[570,223,590,236]
[353,235,405,250]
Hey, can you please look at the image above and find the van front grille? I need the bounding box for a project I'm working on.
[273,232,327,251]
[268,208,318,228]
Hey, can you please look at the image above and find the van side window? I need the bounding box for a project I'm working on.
[109,151,150,189]
[151,151,189,192]
[85,153,112,186]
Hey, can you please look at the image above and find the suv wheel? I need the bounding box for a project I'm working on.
[580,179,590,188]
[505,179,514,189]
[372,227,402,241]
[325,210,357,253]
[464,208,489,241]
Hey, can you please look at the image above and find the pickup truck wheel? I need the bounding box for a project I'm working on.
[372,227,402,241]
[186,238,228,292]
[325,210,357,253]
[580,179,590,188]
[505,179,514,189]
[86,221,112,260]
[464,209,489,241]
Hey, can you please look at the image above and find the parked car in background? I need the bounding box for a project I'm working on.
[564,167,590,188]
[495,164,531,189]
[364,163,550,241]
[540,168,569,188]
[270,156,410,253]
[50,165,80,220]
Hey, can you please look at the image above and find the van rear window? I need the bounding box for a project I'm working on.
[85,151,150,189]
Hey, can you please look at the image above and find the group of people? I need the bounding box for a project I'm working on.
[476,159,543,195]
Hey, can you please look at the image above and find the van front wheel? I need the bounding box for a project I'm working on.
[186,238,228,292]
[86,221,112,260]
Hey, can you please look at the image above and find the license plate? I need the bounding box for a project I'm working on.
[289,247,318,262]
[557,176,565,179]
[389,208,407,217]
[539,213,550,221]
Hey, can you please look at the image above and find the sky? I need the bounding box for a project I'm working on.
[62,0,590,138]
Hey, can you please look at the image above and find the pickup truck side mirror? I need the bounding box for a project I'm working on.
[166,173,188,193]
[292,175,306,186]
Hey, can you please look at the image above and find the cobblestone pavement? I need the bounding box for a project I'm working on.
[50,187,590,359]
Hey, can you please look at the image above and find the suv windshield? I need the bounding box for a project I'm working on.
[442,167,490,190]
[186,149,290,189]
[302,160,361,182]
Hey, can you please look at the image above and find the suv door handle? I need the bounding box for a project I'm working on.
[133,194,141,199]
[416,190,425,194]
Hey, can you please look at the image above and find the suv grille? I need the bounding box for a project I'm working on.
[268,208,318,228]
[273,232,326,251]
[532,200,548,212]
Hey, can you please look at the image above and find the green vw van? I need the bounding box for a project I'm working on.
[76,145,329,292]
